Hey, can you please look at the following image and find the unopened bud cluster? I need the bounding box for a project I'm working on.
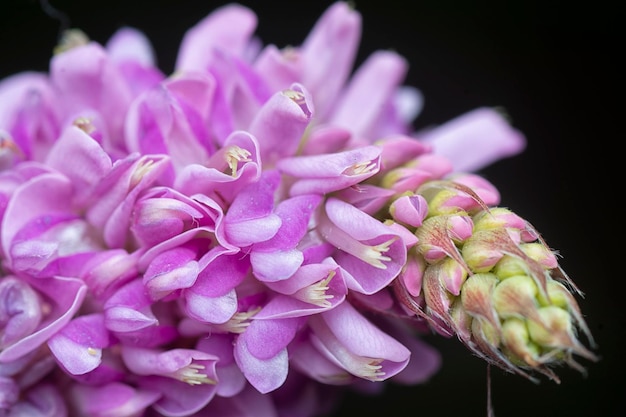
[385,171,597,382]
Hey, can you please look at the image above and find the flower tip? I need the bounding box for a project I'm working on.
[53,29,90,55]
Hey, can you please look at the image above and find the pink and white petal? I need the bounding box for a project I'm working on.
[47,314,109,375]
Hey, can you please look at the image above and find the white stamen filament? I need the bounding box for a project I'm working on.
[73,117,96,134]
[342,160,378,176]
[318,212,398,270]
[175,363,217,386]
[226,146,252,176]
[361,358,386,381]
[215,308,260,334]
[361,237,397,269]
[0,133,23,157]
[293,271,336,308]
[282,89,306,106]
[130,159,155,188]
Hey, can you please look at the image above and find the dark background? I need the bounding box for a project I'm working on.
[0,0,621,416]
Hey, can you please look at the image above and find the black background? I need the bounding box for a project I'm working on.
[0,0,621,416]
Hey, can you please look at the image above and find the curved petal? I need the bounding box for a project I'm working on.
[419,107,526,172]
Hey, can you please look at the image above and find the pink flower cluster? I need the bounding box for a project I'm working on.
[1,2,593,416]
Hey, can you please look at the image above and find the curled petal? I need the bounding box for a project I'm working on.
[249,83,313,165]
[0,277,42,348]
[0,276,87,363]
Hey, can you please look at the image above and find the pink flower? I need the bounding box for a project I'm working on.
[0,1,595,416]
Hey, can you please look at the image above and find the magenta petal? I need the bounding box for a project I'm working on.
[85,153,169,248]
[253,44,300,93]
[184,253,249,322]
[419,107,526,172]
[224,169,280,220]
[47,313,109,375]
[322,198,406,294]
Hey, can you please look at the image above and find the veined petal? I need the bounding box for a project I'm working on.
[277,146,381,196]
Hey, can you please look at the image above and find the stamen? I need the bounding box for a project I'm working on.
[73,117,96,134]
[361,237,397,269]
[282,89,311,117]
[293,270,336,307]
[175,363,217,385]
[318,212,397,269]
[361,358,386,381]
[130,159,155,188]
[215,307,260,334]
[342,160,378,176]
[54,28,89,55]
[225,146,252,177]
